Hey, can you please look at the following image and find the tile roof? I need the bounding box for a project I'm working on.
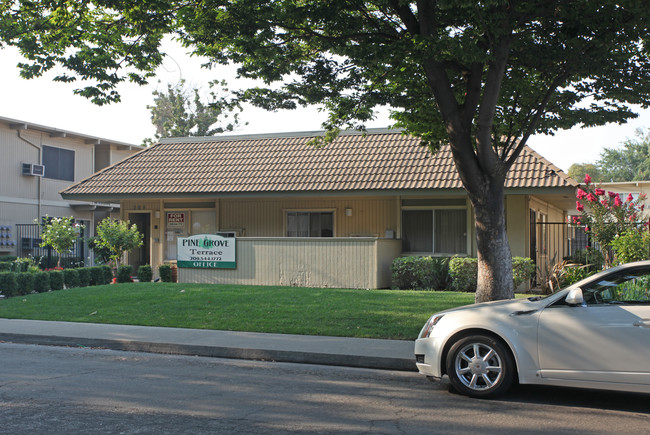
[61,129,576,199]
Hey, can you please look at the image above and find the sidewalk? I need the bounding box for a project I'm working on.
[0,318,416,372]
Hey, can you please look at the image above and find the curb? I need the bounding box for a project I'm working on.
[0,332,417,372]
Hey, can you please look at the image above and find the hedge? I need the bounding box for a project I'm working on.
[63,268,80,288]
[449,256,536,292]
[391,256,451,290]
[137,265,153,282]
[117,265,132,283]
[49,270,64,291]
[159,264,173,282]
[0,272,18,297]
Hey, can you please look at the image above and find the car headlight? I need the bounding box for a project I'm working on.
[419,314,445,338]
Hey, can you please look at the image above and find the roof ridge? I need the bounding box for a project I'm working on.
[158,128,405,144]
[521,145,577,186]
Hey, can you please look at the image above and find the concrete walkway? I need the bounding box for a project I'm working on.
[0,318,416,372]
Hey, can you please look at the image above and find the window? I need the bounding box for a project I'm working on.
[287,211,333,237]
[582,269,650,305]
[42,145,74,181]
[402,208,467,254]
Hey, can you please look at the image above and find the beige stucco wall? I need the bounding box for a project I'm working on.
[0,119,138,257]
[177,237,402,289]
[120,193,566,288]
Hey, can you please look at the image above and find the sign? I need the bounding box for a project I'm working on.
[167,212,185,228]
[177,234,236,269]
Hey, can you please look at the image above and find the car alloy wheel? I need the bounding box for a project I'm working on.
[446,335,514,398]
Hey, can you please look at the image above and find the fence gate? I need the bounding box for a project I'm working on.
[16,223,88,268]
[532,221,592,289]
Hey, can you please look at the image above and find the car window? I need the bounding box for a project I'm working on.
[582,270,650,305]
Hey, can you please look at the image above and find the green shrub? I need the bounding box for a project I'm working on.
[63,269,80,288]
[0,272,18,297]
[32,271,50,293]
[16,273,34,295]
[0,262,11,272]
[12,258,33,273]
[159,264,173,282]
[611,230,650,265]
[449,256,537,292]
[101,265,113,284]
[566,247,604,271]
[391,256,451,290]
[448,257,478,292]
[89,266,105,286]
[512,257,535,288]
[0,255,17,262]
[77,268,91,287]
[117,265,132,283]
[137,264,153,282]
[49,270,64,291]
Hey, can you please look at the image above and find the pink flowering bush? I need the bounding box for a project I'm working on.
[572,174,647,267]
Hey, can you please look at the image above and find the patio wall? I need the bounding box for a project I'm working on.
[178,237,402,289]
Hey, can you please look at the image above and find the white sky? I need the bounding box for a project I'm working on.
[1,42,649,172]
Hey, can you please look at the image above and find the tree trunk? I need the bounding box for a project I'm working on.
[471,181,514,303]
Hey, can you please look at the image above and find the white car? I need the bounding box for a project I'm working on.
[414,260,650,398]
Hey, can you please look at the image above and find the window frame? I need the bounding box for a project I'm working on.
[401,203,470,256]
[284,209,335,238]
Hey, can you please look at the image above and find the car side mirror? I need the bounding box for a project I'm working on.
[565,288,584,305]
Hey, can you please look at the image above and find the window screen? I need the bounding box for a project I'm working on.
[42,145,74,181]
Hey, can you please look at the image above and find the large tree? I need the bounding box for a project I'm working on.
[143,79,242,146]
[2,1,649,301]
[568,129,650,182]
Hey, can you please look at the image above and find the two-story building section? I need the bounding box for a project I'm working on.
[0,115,143,266]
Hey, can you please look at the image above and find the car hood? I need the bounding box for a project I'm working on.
[435,296,551,317]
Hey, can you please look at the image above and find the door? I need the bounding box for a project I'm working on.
[127,212,150,272]
[538,268,650,385]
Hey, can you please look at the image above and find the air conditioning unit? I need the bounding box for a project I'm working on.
[22,163,45,177]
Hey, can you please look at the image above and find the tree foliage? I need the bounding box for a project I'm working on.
[38,216,84,268]
[143,79,242,146]
[568,129,650,182]
[94,218,143,269]
[3,1,649,301]
[572,174,647,267]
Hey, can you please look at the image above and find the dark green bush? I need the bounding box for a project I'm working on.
[16,273,34,295]
[12,258,32,273]
[89,266,105,286]
[0,262,11,272]
[448,257,477,292]
[63,268,80,288]
[137,264,153,282]
[159,264,173,282]
[77,268,91,288]
[32,271,50,293]
[0,272,18,297]
[0,255,17,262]
[449,256,537,292]
[391,256,451,290]
[512,257,535,288]
[101,265,113,284]
[117,265,132,283]
[49,270,64,291]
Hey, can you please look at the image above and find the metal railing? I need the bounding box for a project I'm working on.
[15,224,87,269]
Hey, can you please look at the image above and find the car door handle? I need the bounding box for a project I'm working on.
[633,320,650,328]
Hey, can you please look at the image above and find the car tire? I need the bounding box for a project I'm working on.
[445,334,515,398]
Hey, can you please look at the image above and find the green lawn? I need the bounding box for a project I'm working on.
[0,283,477,340]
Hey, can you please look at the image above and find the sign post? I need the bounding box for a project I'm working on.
[177,234,236,269]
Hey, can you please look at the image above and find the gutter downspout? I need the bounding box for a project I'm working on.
[17,130,42,221]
